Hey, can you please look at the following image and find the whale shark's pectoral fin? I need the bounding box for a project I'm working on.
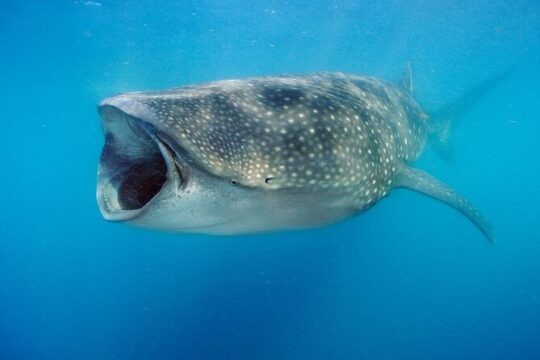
[394,166,493,243]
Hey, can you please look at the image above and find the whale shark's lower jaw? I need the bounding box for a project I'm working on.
[96,105,179,222]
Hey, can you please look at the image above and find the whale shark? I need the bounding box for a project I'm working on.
[96,67,505,241]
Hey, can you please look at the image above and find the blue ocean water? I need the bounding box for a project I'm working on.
[1,0,539,359]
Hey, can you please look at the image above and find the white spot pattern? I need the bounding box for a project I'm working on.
[121,72,428,211]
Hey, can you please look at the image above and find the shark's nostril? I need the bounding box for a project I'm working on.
[117,154,167,210]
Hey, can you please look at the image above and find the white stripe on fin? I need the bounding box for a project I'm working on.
[393,166,493,243]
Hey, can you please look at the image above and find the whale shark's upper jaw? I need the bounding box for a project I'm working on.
[96,104,183,222]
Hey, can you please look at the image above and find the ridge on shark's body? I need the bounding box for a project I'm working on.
[97,66,506,242]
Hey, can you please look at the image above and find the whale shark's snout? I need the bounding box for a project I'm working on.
[97,103,183,222]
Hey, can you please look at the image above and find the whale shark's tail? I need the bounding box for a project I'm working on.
[390,68,511,243]
[428,70,511,161]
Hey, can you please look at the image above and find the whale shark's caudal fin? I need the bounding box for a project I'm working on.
[428,70,511,162]
[394,166,493,243]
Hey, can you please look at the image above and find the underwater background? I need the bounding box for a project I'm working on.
[1,0,539,359]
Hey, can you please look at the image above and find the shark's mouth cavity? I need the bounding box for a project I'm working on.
[115,153,167,210]
[97,105,179,220]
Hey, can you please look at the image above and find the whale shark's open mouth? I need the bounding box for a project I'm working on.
[97,105,181,221]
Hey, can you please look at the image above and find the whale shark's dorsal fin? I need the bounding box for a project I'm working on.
[396,62,413,95]
[394,166,493,243]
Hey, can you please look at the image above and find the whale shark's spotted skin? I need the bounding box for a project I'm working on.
[115,73,424,210]
[97,71,497,240]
